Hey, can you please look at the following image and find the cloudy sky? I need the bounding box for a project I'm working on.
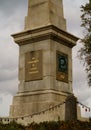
[0,0,91,118]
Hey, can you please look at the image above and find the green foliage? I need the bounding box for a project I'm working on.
[79,0,91,86]
[27,120,91,130]
[81,0,91,32]
[0,121,25,130]
[29,121,61,130]
[0,120,91,130]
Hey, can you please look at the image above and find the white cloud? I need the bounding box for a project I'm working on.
[63,0,88,37]
[0,79,18,95]
[0,93,13,117]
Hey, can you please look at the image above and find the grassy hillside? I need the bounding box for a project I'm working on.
[0,120,91,130]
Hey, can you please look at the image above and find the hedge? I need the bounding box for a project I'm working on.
[0,120,91,130]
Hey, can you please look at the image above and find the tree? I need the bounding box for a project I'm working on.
[79,0,91,86]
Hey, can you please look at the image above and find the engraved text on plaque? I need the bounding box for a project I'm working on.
[25,50,43,81]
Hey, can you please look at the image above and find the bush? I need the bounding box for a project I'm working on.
[0,120,91,130]
[0,121,25,130]
[27,120,91,130]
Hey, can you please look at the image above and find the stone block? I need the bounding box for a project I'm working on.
[10,3,78,118]
[65,95,77,121]
[25,0,66,30]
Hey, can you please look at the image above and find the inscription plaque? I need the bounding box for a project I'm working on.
[56,51,68,82]
[25,50,43,81]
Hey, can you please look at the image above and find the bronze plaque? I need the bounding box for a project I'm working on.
[25,50,43,81]
[56,51,68,82]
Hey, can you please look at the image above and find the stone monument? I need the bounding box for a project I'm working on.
[10,0,78,120]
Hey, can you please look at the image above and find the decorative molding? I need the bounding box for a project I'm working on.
[12,25,79,48]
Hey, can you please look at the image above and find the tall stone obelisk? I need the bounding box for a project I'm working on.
[10,0,78,119]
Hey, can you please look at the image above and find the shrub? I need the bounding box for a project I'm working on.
[0,120,91,130]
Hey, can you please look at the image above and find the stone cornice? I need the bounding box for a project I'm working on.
[11,25,79,48]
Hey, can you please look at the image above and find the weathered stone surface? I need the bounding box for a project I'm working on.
[65,95,77,121]
[10,91,67,117]
[10,0,78,121]
[25,0,66,31]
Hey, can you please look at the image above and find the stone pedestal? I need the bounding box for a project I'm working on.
[65,95,77,121]
[10,0,78,119]
[10,25,78,117]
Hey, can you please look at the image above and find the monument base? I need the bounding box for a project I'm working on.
[10,90,68,117]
